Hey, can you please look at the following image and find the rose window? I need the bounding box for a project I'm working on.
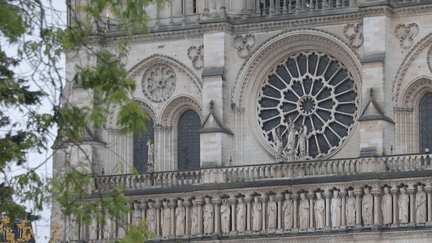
[257,51,359,159]
[143,65,176,102]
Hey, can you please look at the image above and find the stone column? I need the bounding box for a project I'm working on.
[184,200,191,237]
[182,0,186,25]
[426,186,432,227]
[275,194,283,232]
[354,190,362,229]
[408,187,416,227]
[169,200,176,237]
[229,196,237,235]
[140,203,148,222]
[260,195,268,233]
[245,196,253,234]
[155,202,162,238]
[255,0,260,15]
[324,190,331,231]
[340,189,347,230]
[212,198,222,236]
[390,187,399,228]
[308,192,315,231]
[195,198,204,236]
[372,188,381,229]
[292,193,299,232]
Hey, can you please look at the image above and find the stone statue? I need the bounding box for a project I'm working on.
[221,199,231,234]
[298,125,308,159]
[362,187,373,225]
[147,202,157,233]
[346,190,356,227]
[203,198,214,235]
[285,117,296,161]
[191,204,198,235]
[272,127,284,161]
[103,216,112,240]
[282,193,293,230]
[68,214,78,241]
[132,202,141,223]
[117,222,126,239]
[237,197,246,232]
[314,192,325,229]
[416,185,427,224]
[399,187,409,224]
[175,200,185,236]
[331,190,342,228]
[381,187,392,226]
[299,193,309,230]
[161,201,171,238]
[89,217,98,240]
[252,196,262,231]
[146,139,154,173]
[267,195,277,230]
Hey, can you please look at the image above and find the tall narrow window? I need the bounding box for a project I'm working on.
[193,0,197,13]
[420,93,432,153]
[133,118,154,174]
[178,110,201,171]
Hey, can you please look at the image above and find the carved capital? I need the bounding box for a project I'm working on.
[260,195,268,203]
[139,203,148,210]
[212,198,222,206]
[275,194,283,203]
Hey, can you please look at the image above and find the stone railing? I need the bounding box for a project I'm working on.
[95,153,432,191]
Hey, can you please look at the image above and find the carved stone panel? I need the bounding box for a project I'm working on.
[142,64,176,102]
[233,34,255,59]
[395,23,419,49]
[187,45,204,70]
[343,23,364,49]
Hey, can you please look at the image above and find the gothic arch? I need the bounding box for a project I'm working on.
[106,99,156,129]
[160,95,202,126]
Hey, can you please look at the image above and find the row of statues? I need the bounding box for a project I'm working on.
[83,184,430,240]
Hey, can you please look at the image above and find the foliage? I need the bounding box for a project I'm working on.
[119,219,155,243]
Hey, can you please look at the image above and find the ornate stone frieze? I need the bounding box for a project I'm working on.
[343,23,363,49]
[187,45,204,70]
[233,34,255,59]
[395,23,419,49]
[142,64,176,103]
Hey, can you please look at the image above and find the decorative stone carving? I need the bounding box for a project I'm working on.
[346,190,356,227]
[147,202,157,233]
[221,199,231,234]
[343,23,364,49]
[382,187,392,226]
[416,184,427,224]
[237,197,246,232]
[142,64,176,103]
[203,198,214,235]
[187,45,204,70]
[399,187,409,224]
[89,216,98,240]
[331,190,342,228]
[268,195,277,230]
[146,139,155,173]
[272,127,284,162]
[132,202,141,222]
[161,201,171,238]
[258,51,359,160]
[176,200,186,236]
[103,216,112,239]
[395,23,419,49]
[283,193,293,230]
[314,192,325,229]
[191,202,199,235]
[299,193,309,230]
[233,34,255,59]
[428,44,432,73]
[362,187,373,225]
[118,54,128,67]
[252,196,262,231]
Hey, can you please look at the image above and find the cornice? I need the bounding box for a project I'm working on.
[394,3,432,17]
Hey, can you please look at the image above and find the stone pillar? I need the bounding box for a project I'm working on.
[169,200,176,237]
[354,190,362,229]
[390,187,399,228]
[255,0,260,15]
[260,195,268,233]
[195,198,204,236]
[245,196,253,234]
[275,194,283,232]
[308,192,315,231]
[340,189,347,230]
[426,186,432,227]
[140,203,148,222]
[229,196,237,235]
[155,202,162,238]
[408,187,416,227]
[372,188,381,229]
[324,191,331,231]
[184,200,191,237]
[212,198,222,236]
[292,194,299,232]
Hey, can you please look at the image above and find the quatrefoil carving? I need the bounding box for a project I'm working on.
[343,23,364,49]
[187,45,204,70]
[233,34,255,59]
[395,23,419,49]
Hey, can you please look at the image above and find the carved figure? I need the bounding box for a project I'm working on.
[89,217,98,240]
[161,201,171,238]
[272,127,284,161]
[252,196,262,231]
[299,193,309,230]
[103,216,112,240]
[381,187,392,225]
[118,222,126,239]
[282,193,293,230]
[237,197,246,232]
[146,139,154,173]
[416,185,427,224]
[268,195,277,230]
[346,190,356,227]
[399,187,409,224]
[362,187,373,225]
[191,204,199,235]
[68,214,78,241]
[331,190,342,227]
[203,198,214,235]
[147,202,157,233]
[285,118,296,161]
[132,202,141,222]
[314,192,325,229]
[298,125,308,158]
[221,199,231,234]
[176,200,185,236]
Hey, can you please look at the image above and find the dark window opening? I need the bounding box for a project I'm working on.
[420,93,432,153]
[133,118,154,174]
[193,0,197,13]
[178,110,201,171]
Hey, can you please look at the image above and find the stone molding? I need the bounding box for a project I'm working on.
[401,76,432,107]
[106,99,156,129]
[160,95,203,126]
[428,44,432,74]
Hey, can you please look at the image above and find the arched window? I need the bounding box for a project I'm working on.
[133,118,154,174]
[178,110,201,171]
[420,93,432,153]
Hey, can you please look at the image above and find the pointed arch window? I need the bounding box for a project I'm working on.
[420,93,432,153]
[133,118,154,174]
[178,110,201,171]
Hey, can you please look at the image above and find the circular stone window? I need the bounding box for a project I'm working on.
[257,51,359,160]
[142,64,176,102]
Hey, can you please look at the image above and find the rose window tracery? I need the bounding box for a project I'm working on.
[143,65,176,102]
[257,51,359,159]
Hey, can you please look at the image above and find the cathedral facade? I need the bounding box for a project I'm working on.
[53,0,432,242]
